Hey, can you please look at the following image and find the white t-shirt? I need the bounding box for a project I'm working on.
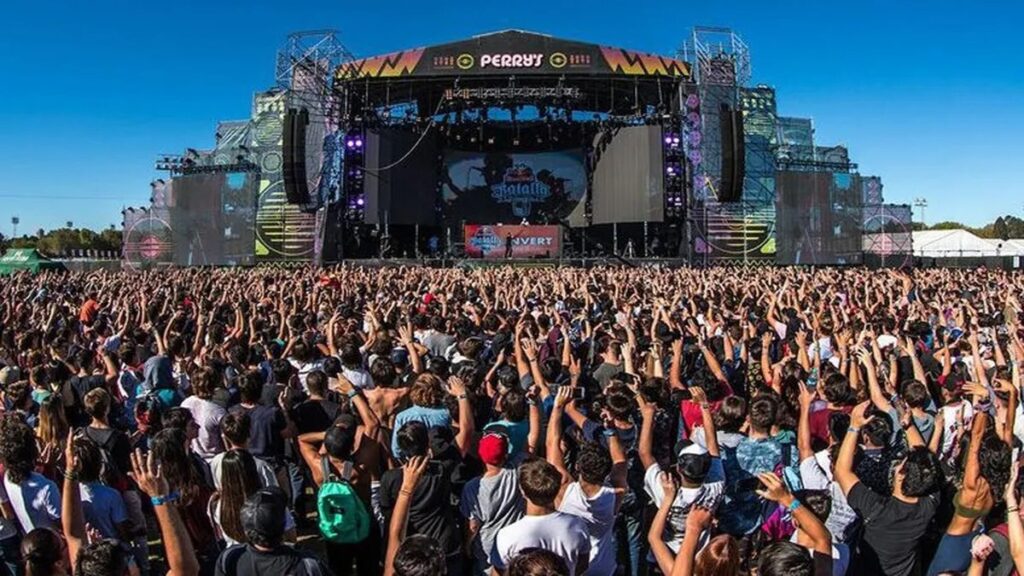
[289,358,327,392]
[180,395,227,460]
[558,483,617,576]
[2,472,61,532]
[209,451,279,492]
[643,460,724,553]
[490,512,591,575]
[799,451,857,543]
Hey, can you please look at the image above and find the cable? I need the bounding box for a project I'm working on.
[361,99,446,174]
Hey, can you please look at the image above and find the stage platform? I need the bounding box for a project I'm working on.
[326,257,695,269]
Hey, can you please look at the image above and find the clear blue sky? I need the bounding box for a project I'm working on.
[2,0,1022,235]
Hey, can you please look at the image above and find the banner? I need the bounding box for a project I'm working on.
[464,225,560,259]
[336,30,690,80]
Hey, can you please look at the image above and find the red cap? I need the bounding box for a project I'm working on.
[477,433,508,466]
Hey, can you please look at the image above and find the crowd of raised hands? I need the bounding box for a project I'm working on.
[0,264,1022,576]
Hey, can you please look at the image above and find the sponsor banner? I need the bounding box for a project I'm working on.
[336,30,690,80]
[464,225,560,259]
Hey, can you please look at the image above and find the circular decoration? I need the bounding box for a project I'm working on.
[255,180,317,259]
[254,116,283,145]
[549,52,567,68]
[456,54,475,70]
[261,151,283,174]
[685,94,700,110]
[214,154,231,166]
[123,215,173,270]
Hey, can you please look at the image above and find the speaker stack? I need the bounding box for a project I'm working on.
[717,103,745,202]
[282,108,311,205]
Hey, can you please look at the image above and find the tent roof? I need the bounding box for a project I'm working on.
[0,248,63,274]
[912,230,1004,257]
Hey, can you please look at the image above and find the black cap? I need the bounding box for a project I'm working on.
[241,487,288,546]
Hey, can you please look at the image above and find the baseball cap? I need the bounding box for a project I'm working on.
[241,487,288,545]
[675,441,712,482]
[478,432,509,466]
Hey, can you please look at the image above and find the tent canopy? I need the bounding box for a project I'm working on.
[912,230,1004,258]
[0,248,65,275]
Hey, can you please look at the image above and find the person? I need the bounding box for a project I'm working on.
[180,367,227,461]
[210,411,278,490]
[384,456,448,576]
[547,386,627,576]
[390,373,452,457]
[230,370,297,498]
[214,487,330,575]
[212,449,295,547]
[0,414,61,533]
[835,402,940,576]
[67,435,129,541]
[461,430,525,575]
[505,234,514,259]
[490,458,591,576]
[507,549,570,576]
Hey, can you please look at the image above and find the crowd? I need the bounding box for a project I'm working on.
[0,264,1021,576]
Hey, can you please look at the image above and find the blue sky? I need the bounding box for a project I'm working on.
[1,0,1022,235]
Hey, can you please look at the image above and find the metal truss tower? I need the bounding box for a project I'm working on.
[275,30,355,120]
[681,27,768,264]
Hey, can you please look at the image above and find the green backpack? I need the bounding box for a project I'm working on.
[317,457,370,544]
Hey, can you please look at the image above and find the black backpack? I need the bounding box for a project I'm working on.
[216,544,324,576]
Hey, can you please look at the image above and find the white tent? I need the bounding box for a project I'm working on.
[912,230,1003,257]
[990,238,1024,256]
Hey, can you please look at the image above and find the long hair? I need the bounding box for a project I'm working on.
[218,449,261,543]
[37,395,69,446]
[150,428,204,505]
[21,528,64,576]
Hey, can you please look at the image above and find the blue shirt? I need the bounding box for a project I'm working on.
[392,405,452,457]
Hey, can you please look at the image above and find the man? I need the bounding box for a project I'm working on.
[209,412,279,491]
[490,459,590,576]
[215,487,331,575]
[505,233,514,259]
[720,394,784,535]
[229,370,297,498]
[835,402,940,576]
[460,432,524,575]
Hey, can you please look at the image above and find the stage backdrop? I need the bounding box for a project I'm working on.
[464,225,560,259]
[442,150,586,224]
[589,125,665,225]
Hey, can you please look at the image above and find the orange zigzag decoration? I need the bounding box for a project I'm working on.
[599,47,690,77]
[338,48,425,79]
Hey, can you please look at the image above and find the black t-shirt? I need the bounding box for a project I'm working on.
[64,374,107,427]
[379,461,460,558]
[846,482,938,576]
[84,426,133,481]
[214,544,331,576]
[292,398,340,435]
[230,404,286,461]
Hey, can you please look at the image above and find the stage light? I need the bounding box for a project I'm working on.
[666,166,675,175]
[346,139,355,149]
[513,138,520,146]
[355,139,363,148]
[664,136,673,145]
[356,197,365,206]
[487,137,495,145]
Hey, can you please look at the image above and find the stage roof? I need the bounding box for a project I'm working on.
[335,30,691,81]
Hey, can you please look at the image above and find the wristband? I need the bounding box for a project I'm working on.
[457,394,468,400]
[848,426,861,434]
[65,471,79,483]
[346,389,360,400]
[151,491,180,507]
[787,499,801,513]
[1009,506,1020,514]
[526,399,536,406]
[603,429,617,438]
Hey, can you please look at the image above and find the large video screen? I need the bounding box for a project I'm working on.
[441,150,586,224]
[776,171,863,265]
[169,172,257,266]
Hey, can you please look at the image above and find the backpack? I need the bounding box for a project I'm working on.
[316,457,370,544]
[217,544,323,576]
[82,427,130,493]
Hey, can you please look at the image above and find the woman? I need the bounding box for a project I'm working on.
[179,368,226,461]
[927,393,1010,575]
[21,528,69,576]
[390,373,451,457]
[36,397,69,481]
[150,428,218,571]
[211,449,295,546]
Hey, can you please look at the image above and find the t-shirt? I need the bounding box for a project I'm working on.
[490,512,591,574]
[209,450,279,492]
[230,404,286,461]
[380,464,460,558]
[391,405,451,457]
[459,467,524,564]
[799,452,858,543]
[80,482,127,539]
[557,483,617,576]
[214,544,330,576]
[592,362,624,389]
[643,460,725,553]
[846,482,938,576]
[292,398,340,435]
[84,426,133,486]
[64,374,107,426]
[2,472,62,532]
[181,396,227,460]
[287,357,326,392]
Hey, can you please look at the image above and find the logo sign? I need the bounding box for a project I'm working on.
[456,53,475,70]
[549,52,567,68]
[490,164,550,217]
[464,225,560,258]
[479,53,544,69]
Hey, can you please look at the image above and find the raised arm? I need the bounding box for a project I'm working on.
[758,472,832,555]
[637,393,657,471]
[132,449,200,576]
[647,472,680,576]
[797,381,815,461]
[448,376,475,458]
[384,457,429,576]
[546,387,574,486]
[858,348,892,413]
[690,387,719,458]
[836,401,871,495]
